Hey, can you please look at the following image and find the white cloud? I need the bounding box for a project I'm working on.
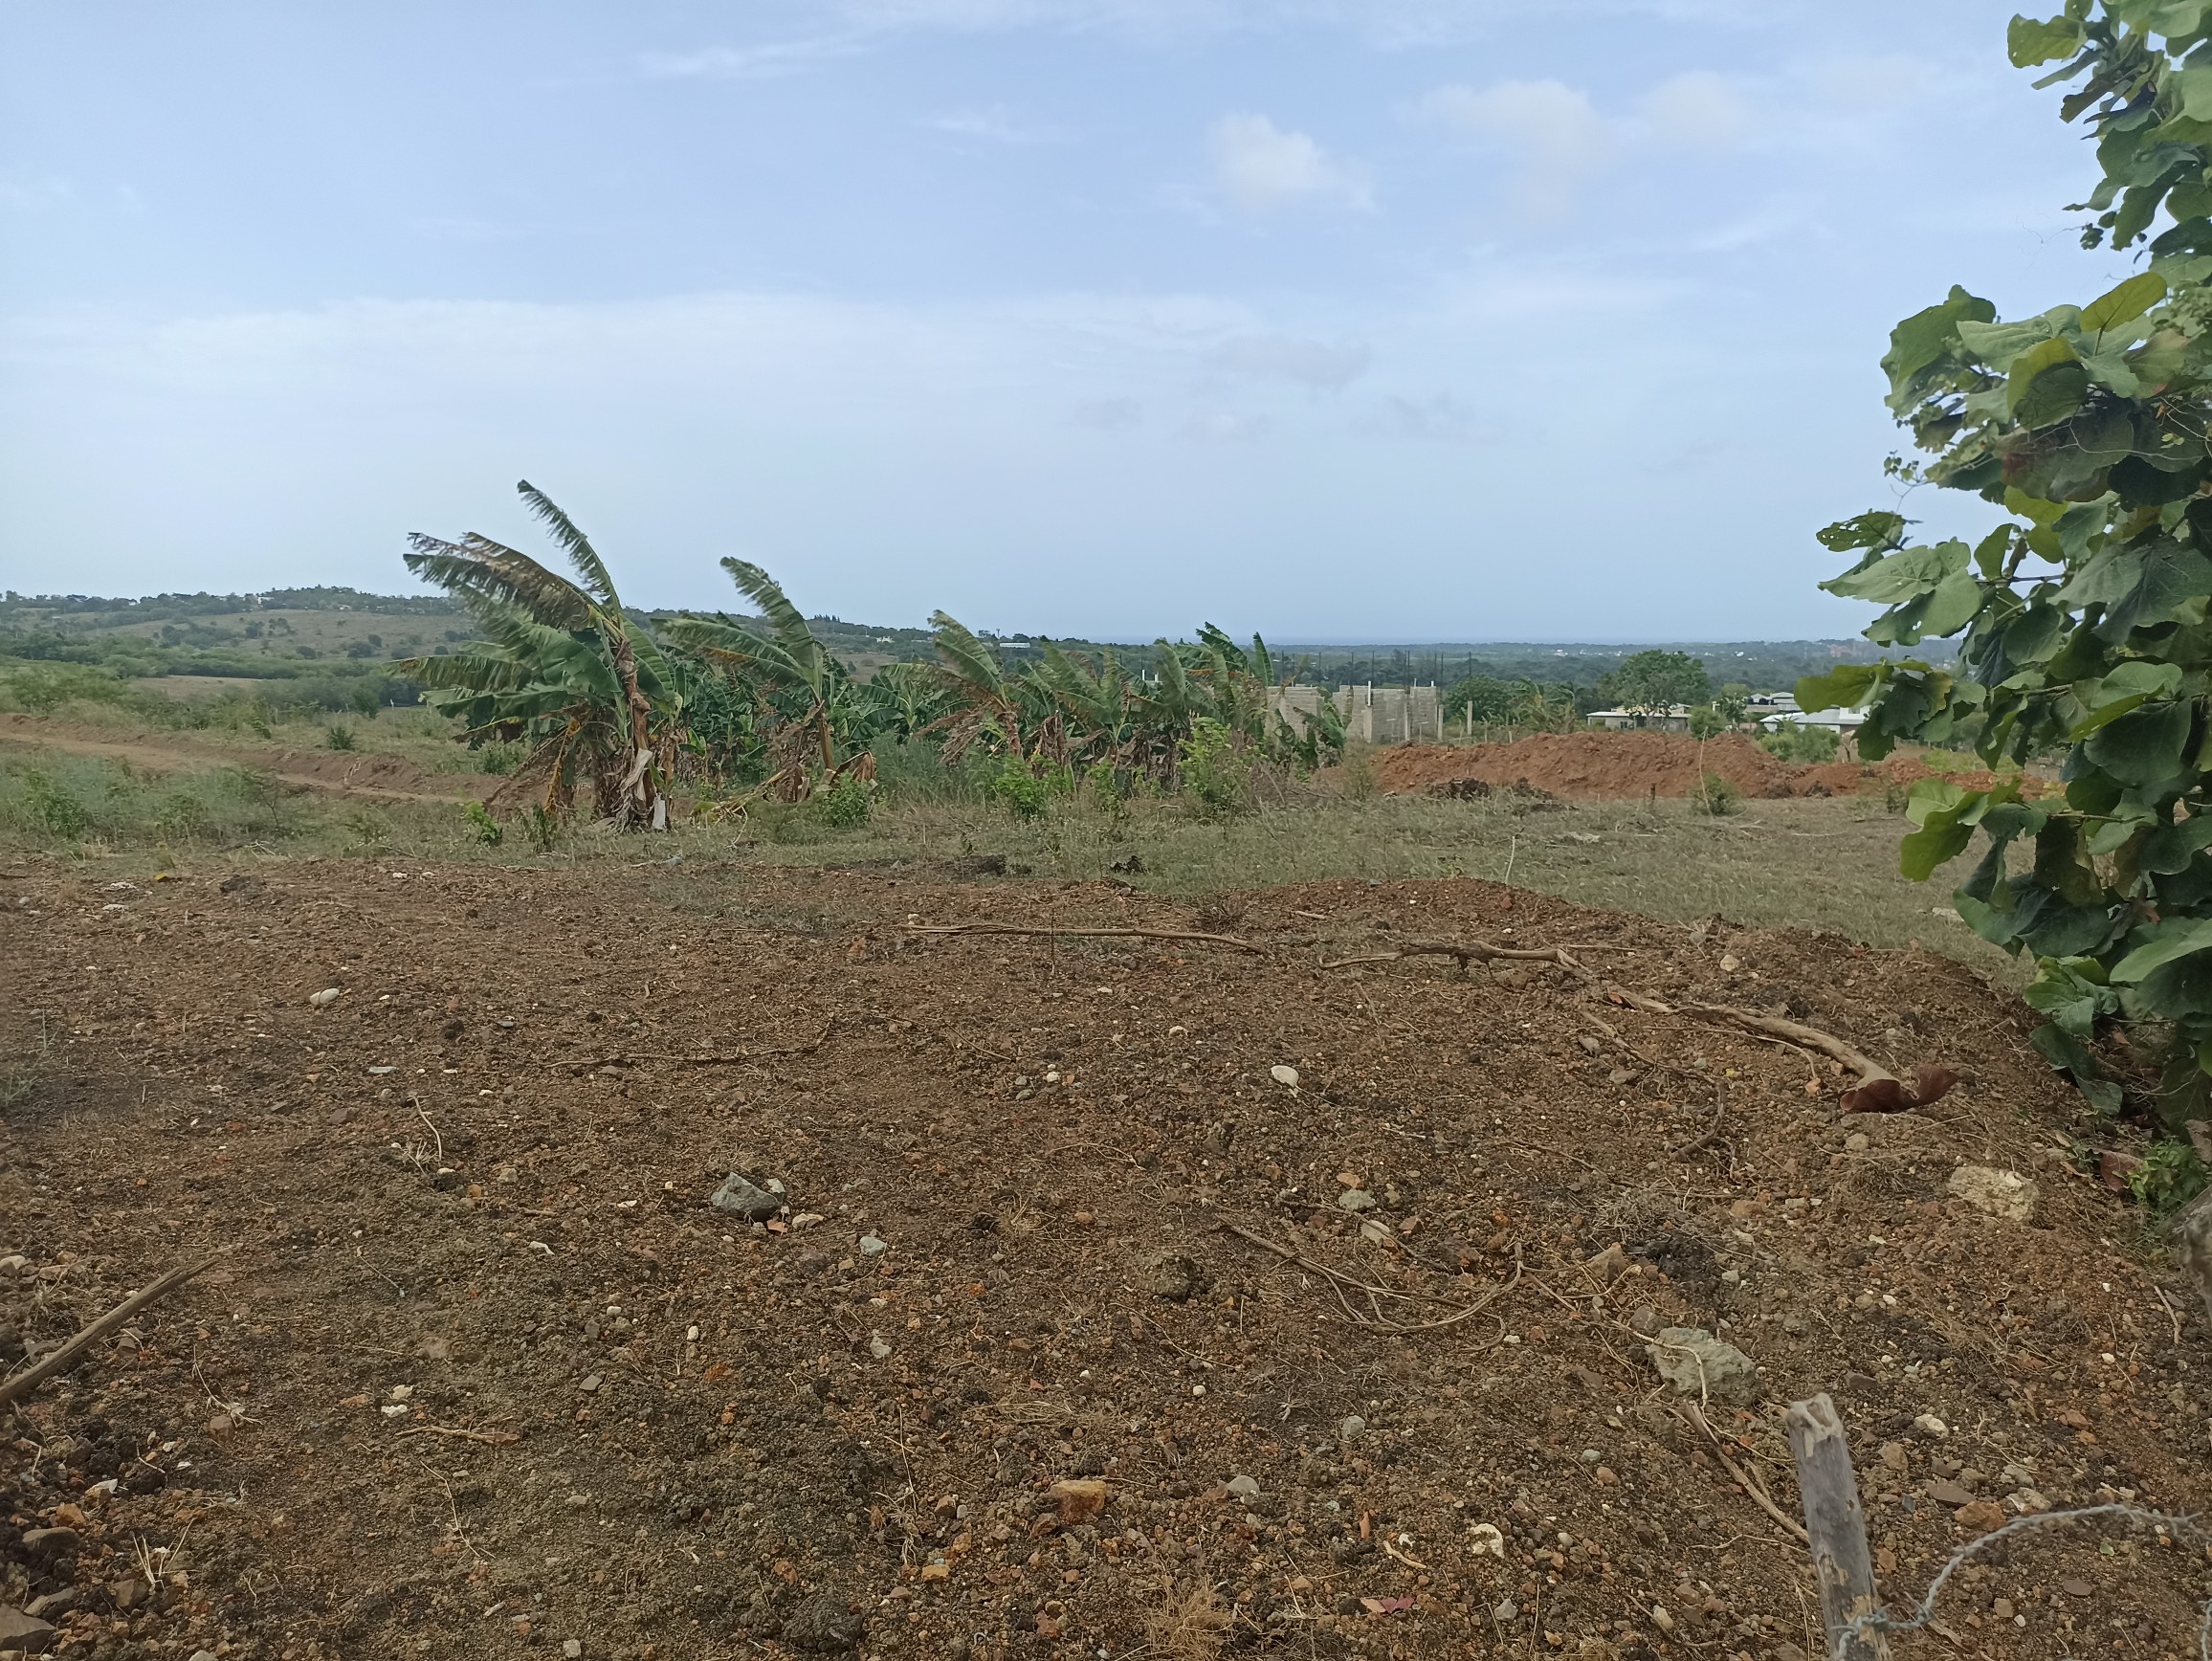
[635,36,865,79]
[1414,79,1609,218]
[924,106,1061,144]
[1211,333,1371,389]
[1639,70,1750,150]
[1207,113,1369,212]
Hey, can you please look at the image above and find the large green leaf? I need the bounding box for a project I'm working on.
[2009,13,2085,65]
[2084,698,2195,785]
[2081,271,2168,333]
[1824,540,1968,605]
[2112,914,2212,981]
[1794,664,1878,712]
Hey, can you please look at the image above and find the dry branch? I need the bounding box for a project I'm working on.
[0,1256,219,1409]
[1219,1220,1521,1334]
[905,921,1265,954]
[1316,936,1597,974]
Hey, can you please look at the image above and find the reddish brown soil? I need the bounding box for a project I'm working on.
[1373,735,1803,801]
[1369,734,2046,805]
[2,858,2204,1661]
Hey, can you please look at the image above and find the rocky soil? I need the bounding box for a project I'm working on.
[1,855,2207,1661]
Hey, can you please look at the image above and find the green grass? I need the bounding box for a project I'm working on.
[0,734,2006,973]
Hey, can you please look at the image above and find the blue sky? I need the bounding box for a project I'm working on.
[0,1,2138,640]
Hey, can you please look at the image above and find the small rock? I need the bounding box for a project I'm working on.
[1946,1164,2038,1222]
[1627,1304,1663,1337]
[2059,1577,2093,1598]
[579,1374,602,1394]
[1585,1244,1630,1283]
[710,1174,783,1221]
[1226,1474,1262,1500]
[869,1333,893,1361]
[1650,1606,1675,1635]
[1337,1188,1379,1213]
[1646,1328,1761,1407]
[1913,1412,1949,1438]
[1338,1414,1367,1444]
[109,1579,144,1612]
[308,987,342,1008]
[1955,1500,2007,1534]
[1145,1252,1214,1302]
[1270,1065,1300,1090]
[563,1643,584,1660]
[1493,1599,1520,1623]
[858,1234,889,1257]
[0,1605,59,1655]
[782,1590,864,1652]
[19,1528,77,1561]
[1924,1478,1977,1507]
[1844,1132,1869,1153]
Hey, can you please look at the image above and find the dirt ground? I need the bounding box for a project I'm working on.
[1369,735,2040,805]
[0,716,499,805]
[3,856,2209,1661]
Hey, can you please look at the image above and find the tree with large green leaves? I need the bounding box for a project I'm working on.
[663,560,874,802]
[1805,2,2212,1119]
[396,482,682,830]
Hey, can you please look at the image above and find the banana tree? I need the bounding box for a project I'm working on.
[396,482,680,829]
[663,560,871,801]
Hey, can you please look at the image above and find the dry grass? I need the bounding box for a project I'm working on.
[1140,1583,1232,1660]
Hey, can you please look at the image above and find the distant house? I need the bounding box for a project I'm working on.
[1587,705,1693,732]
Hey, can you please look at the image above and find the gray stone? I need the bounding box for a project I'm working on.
[0,1606,60,1656]
[1338,1414,1367,1444]
[1226,1474,1262,1500]
[858,1234,889,1257]
[1337,1188,1379,1213]
[1646,1327,1762,1407]
[19,1528,77,1561]
[711,1174,783,1221]
[1493,1600,1520,1623]
[783,1590,864,1652]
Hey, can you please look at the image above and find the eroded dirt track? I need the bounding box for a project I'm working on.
[2,858,2206,1661]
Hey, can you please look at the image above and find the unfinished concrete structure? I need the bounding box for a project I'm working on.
[1267,683,1443,744]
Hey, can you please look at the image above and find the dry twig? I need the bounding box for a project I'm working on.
[905,920,1265,955]
[1219,1221,1522,1334]
[0,1256,219,1408]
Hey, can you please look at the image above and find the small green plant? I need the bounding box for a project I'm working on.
[326,724,357,751]
[463,800,504,846]
[341,808,391,852]
[521,805,561,853]
[19,768,89,840]
[2130,1141,2209,1218]
[1181,719,1254,819]
[988,756,1053,821]
[1693,772,1741,816]
[475,740,525,776]
[816,771,873,830]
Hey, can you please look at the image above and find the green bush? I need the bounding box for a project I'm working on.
[1759,720,1839,765]
[987,756,1055,821]
[816,772,872,830]
[474,740,526,776]
[326,724,357,751]
[1181,719,1254,819]
[2130,1141,2208,1219]
[463,800,504,846]
[1693,772,1741,816]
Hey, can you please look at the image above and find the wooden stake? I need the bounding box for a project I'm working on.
[1785,1392,1890,1661]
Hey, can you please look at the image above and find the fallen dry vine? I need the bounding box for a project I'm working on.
[1218,1220,1523,1335]
[904,921,1265,954]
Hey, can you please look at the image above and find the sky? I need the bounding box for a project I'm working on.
[0,1,2145,641]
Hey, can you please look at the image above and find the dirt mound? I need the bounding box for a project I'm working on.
[3,859,2203,1660]
[1376,731,1803,800]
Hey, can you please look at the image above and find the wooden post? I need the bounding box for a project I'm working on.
[1785,1393,1890,1661]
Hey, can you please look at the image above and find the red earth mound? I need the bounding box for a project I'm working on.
[1373,732,1803,801]
[1370,732,2046,804]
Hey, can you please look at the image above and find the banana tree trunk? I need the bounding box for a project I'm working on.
[608,628,663,830]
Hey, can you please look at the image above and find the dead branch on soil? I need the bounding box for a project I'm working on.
[1316,936,1600,974]
[0,1255,219,1409]
[1676,1400,1809,1546]
[904,920,1266,955]
[393,1425,522,1446]
[1219,1221,1522,1335]
[557,1012,840,1069]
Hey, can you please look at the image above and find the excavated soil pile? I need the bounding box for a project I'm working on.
[1374,734,1803,801]
[3,858,2206,1661]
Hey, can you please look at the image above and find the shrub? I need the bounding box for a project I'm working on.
[1181,719,1253,819]
[816,771,872,830]
[2130,1141,2208,1219]
[1692,772,1741,816]
[521,806,560,853]
[474,740,526,776]
[1759,721,1839,765]
[463,800,504,846]
[988,757,1054,821]
[326,724,357,751]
